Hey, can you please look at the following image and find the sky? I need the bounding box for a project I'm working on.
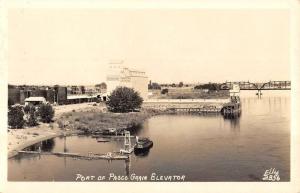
[8,8,290,85]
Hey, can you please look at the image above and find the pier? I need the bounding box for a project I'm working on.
[92,135,136,139]
[168,106,221,113]
[143,99,229,112]
[143,98,240,116]
[18,151,129,160]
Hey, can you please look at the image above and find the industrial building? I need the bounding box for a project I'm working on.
[8,85,67,105]
[106,61,148,100]
[8,85,100,106]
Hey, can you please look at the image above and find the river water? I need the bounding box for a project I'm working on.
[8,90,290,181]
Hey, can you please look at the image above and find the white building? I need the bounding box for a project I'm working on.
[229,84,240,97]
[106,61,148,100]
[24,97,46,106]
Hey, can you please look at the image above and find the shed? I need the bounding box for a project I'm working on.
[24,97,46,106]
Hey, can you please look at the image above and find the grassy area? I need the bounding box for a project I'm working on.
[149,89,229,99]
[57,107,160,133]
[55,89,229,133]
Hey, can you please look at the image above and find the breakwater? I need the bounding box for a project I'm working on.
[143,99,229,109]
[143,98,234,113]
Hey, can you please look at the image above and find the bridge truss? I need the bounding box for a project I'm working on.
[220,81,291,91]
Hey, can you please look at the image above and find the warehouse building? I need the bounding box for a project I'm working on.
[8,85,68,105]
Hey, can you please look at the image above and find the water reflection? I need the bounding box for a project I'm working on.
[134,149,151,157]
[125,157,131,177]
[223,112,241,131]
[8,90,290,181]
[22,139,55,152]
[42,139,56,152]
[14,152,42,163]
[127,124,143,136]
[14,139,56,164]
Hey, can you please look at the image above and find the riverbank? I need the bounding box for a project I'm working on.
[8,103,99,158]
[8,97,229,158]
[57,106,162,133]
[8,125,80,158]
[8,103,162,158]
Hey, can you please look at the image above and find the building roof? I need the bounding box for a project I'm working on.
[67,94,98,100]
[24,97,46,102]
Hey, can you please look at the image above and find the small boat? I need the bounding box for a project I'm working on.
[93,131,103,135]
[102,128,117,135]
[134,137,153,152]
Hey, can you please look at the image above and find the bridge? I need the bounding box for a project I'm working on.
[220,81,291,91]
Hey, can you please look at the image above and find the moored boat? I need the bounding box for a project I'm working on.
[134,137,153,152]
[102,128,117,135]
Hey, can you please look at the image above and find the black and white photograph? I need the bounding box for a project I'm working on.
[0,0,300,192]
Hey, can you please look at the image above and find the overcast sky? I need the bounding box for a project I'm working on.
[8,9,290,85]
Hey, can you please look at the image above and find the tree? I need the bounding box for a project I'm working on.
[161,88,168,94]
[8,105,25,129]
[194,83,220,91]
[95,82,107,89]
[38,103,55,123]
[152,82,161,90]
[106,87,143,113]
[179,82,184,87]
[24,105,31,114]
[27,106,38,127]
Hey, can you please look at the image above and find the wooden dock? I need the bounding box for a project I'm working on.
[143,98,242,117]
[18,151,129,160]
[168,106,222,113]
[92,135,136,139]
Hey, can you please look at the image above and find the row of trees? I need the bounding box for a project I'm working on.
[8,103,55,129]
[149,81,226,90]
[148,81,188,89]
[194,83,221,91]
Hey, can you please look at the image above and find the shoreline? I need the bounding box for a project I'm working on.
[7,99,228,159]
[8,127,81,159]
[7,103,157,158]
[8,103,101,158]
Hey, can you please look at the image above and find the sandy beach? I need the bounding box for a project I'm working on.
[7,103,98,158]
[7,123,81,158]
